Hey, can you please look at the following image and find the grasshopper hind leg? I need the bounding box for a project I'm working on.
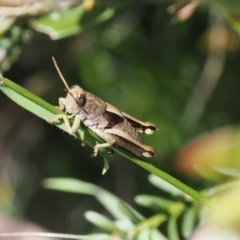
[90,129,116,157]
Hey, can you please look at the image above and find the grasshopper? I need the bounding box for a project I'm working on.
[49,57,156,158]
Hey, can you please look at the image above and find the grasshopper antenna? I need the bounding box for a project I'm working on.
[52,56,71,92]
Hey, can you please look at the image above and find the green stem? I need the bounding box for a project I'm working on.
[0,78,209,205]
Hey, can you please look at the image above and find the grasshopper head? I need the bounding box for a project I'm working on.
[64,85,86,114]
[68,85,86,106]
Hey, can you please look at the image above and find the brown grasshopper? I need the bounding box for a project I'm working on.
[49,57,157,158]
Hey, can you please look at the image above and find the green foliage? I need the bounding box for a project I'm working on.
[42,177,183,239]
[1,0,240,239]
[0,78,207,204]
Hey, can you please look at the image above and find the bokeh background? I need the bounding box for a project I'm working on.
[1,0,240,238]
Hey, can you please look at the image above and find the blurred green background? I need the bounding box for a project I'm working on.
[1,0,240,238]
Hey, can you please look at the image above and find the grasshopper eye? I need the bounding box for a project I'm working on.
[76,93,86,106]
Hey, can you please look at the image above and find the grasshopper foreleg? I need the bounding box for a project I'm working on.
[49,114,81,136]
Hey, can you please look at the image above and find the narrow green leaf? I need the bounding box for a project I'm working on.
[118,201,144,224]
[136,194,185,223]
[135,195,183,213]
[84,211,122,232]
[0,77,209,204]
[32,5,85,40]
[0,232,120,240]
[130,214,167,236]
[137,230,169,240]
[32,5,115,40]
[148,174,185,197]
[126,157,209,205]
[181,204,197,238]
[168,216,179,240]
[43,178,143,221]
[81,234,120,240]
